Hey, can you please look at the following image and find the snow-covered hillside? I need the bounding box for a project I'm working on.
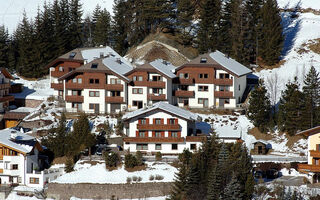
[0,0,114,34]
[278,0,320,10]
[255,12,320,104]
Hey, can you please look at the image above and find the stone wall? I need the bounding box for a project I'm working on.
[47,182,173,200]
[14,98,44,108]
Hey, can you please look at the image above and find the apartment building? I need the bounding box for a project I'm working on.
[123,102,207,154]
[49,46,121,97]
[125,59,176,110]
[0,68,14,113]
[174,50,252,108]
[298,126,320,183]
[58,55,133,114]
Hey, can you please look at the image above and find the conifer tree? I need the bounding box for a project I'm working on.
[248,79,271,132]
[69,0,83,49]
[185,160,201,200]
[257,0,283,65]
[93,8,111,46]
[176,0,195,46]
[302,66,320,129]
[169,161,188,200]
[0,26,9,66]
[113,0,129,56]
[278,77,304,135]
[223,173,243,200]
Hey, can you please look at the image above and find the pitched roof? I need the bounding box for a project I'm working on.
[123,102,201,121]
[209,51,252,77]
[297,126,320,137]
[0,68,13,79]
[0,128,37,154]
[149,59,176,79]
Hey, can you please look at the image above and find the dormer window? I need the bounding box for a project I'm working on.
[100,52,104,58]
[200,57,207,63]
[91,63,98,69]
[69,52,76,59]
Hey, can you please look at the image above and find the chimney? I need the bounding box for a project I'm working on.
[116,58,122,64]
[10,131,17,141]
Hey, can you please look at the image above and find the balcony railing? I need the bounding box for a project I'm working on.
[123,137,184,143]
[0,95,14,102]
[65,83,84,90]
[105,96,125,104]
[174,90,195,97]
[310,150,320,158]
[214,91,234,98]
[105,84,123,91]
[65,95,84,103]
[147,94,166,101]
[0,83,10,90]
[51,71,66,78]
[213,78,233,85]
[51,83,63,90]
[137,124,180,131]
[298,164,320,172]
[186,136,207,142]
[178,78,194,85]
[133,81,166,88]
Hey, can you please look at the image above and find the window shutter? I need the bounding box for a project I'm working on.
[168,131,171,137]
[136,131,139,137]
[161,131,165,137]
[178,132,181,138]
[145,131,148,138]
[153,119,156,124]
[167,119,170,124]
[161,119,164,124]
[146,118,149,124]
[152,131,155,137]
[175,119,178,124]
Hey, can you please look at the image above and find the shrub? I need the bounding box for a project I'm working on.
[149,175,155,181]
[125,154,138,168]
[65,157,74,173]
[155,175,164,180]
[105,152,120,168]
[132,176,138,181]
[137,176,142,182]
[155,152,162,161]
[136,151,143,166]
[126,177,132,184]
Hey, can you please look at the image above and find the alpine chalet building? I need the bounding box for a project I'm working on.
[174,50,252,108]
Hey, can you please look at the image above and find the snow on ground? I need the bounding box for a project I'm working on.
[10,75,54,101]
[255,12,320,104]
[1,0,114,34]
[200,114,307,157]
[53,161,177,184]
[277,0,320,10]
[89,115,118,137]
[70,196,167,200]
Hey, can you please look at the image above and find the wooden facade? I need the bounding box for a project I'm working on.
[252,142,268,155]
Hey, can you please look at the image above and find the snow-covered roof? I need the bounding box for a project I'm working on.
[215,126,241,139]
[123,102,201,121]
[0,128,36,154]
[209,50,252,77]
[253,140,269,145]
[102,57,133,82]
[149,59,176,79]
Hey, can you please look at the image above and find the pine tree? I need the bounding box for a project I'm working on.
[301,66,320,129]
[113,0,129,55]
[206,164,221,200]
[185,160,201,200]
[223,173,243,200]
[176,0,195,45]
[257,0,283,65]
[278,77,304,135]
[93,8,111,46]
[65,157,74,173]
[0,26,9,66]
[248,79,271,132]
[169,162,188,200]
[69,0,83,49]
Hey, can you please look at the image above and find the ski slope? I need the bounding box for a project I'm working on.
[0,0,114,34]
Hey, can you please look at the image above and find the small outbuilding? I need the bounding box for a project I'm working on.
[252,141,270,155]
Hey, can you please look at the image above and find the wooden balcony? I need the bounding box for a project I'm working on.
[213,78,233,85]
[123,137,184,143]
[178,78,194,85]
[298,164,320,173]
[0,83,10,90]
[65,83,84,90]
[214,91,234,98]
[137,124,180,131]
[174,90,195,98]
[0,95,14,102]
[65,95,84,103]
[186,136,207,142]
[310,150,320,158]
[105,84,123,91]
[148,94,166,101]
[51,83,63,90]
[51,70,66,78]
[133,81,166,88]
[105,96,125,104]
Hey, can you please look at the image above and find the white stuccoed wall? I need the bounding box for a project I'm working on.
[83,89,105,113]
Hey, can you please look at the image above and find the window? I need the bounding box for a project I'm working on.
[172,144,178,150]
[139,131,146,137]
[89,79,99,84]
[72,78,77,83]
[138,76,143,81]
[133,88,143,94]
[219,74,224,79]
[69,52,76,59]
[89,104,94,109]
[111,91,121,96]
[152,88,162,94]
[12,164,18,170]
[171,132,178,137]
[199,73,208,79]
[169,118,175,124]
[29,177,39,184]
[200,57,207,63]
[72,90,78,96]
[95,79,99,84]
[89,91,100,97]
[155,144,161,150]
[78,78,82,84]
[133,76,137,81]
[155,119,161,125]
[155,131,162,137]
[219,86,230,91]
[179,73,189,79]
[239,85,241,91]
[58,90,63,96]
[89,79,94,84]
[59,66,64,72]
[137,144,148,150]
[72,103,82,110]
[225,74,230,79]
[140,118,147,124]
[91,63,98,68]
[225,99,230,104]
[190,144,196,150]
[110,78,121,84]
[152,76,161,81]
[179,73,184,78]
[198,98,204,104]
[198,86,208,92]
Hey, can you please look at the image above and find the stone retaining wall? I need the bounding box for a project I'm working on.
[47,182,173,200]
